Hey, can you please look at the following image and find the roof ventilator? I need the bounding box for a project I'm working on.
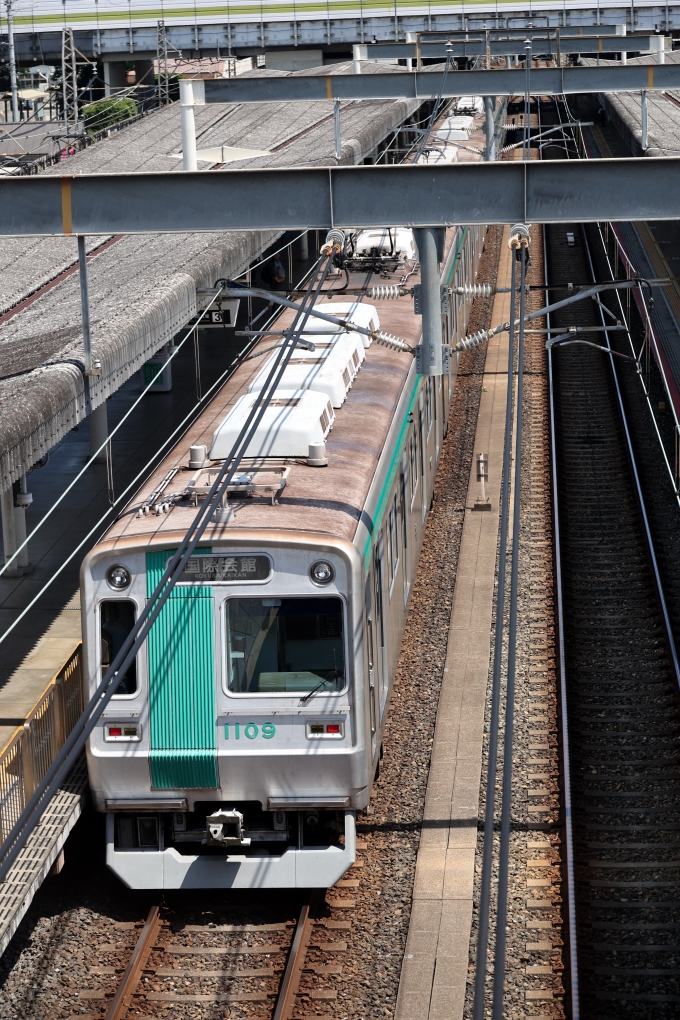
[189,444,208,469]
[308,441,328,467]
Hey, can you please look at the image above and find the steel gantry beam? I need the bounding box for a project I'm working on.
[4,159,680,236]
[365,35,655,58]
[201,63,678,103]
[415,24,625,37]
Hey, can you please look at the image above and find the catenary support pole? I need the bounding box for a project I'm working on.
[180,79,198,172]
[89,402,108,464]
[334,99,342,160]
[642,89,648,150]
[0,489,20,577]
[13,477,31,573]
[5,0,19,123]
[77,235,93,375]
[414,227,443,374]
[484,95,496,160]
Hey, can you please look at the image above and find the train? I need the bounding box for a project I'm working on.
[80,224,486,889]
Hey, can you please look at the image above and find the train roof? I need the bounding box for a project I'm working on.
[97,232,457,553]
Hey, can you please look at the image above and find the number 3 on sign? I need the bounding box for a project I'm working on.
[225,722,276,739]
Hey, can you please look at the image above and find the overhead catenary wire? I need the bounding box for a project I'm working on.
[472,229,518,1020]
[449,278,663,354]
[492,240,527,1020]
[0,250,334,885]
[0,284,228,580]
[0,238,323,641]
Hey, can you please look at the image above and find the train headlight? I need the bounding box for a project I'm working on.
[310,560,334,585]
[107,564,132,590]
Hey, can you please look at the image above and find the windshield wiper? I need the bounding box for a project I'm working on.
[299,672,341,704]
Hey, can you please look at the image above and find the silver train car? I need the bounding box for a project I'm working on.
[81,225,486,889]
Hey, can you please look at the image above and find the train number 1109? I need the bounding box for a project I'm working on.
[224,723,276,740]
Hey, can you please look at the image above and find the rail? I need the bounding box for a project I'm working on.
[0,643,83,842]
[570,97,680,503]
[105,897,315,1018]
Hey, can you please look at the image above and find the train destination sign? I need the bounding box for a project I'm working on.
[177,554,271,582]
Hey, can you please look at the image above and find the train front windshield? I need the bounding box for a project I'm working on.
[226,597,345,694]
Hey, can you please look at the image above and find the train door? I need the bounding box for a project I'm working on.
[146,551,218,790]
[365,575,378,761]
[373,540,388,717]
[400,456,410,604]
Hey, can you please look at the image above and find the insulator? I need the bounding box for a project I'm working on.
[452,329,491,353]
[375,331,414,355]
[367,285,402,300]
[450,283,495,298]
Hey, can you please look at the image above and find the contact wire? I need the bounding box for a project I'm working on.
[491,245,526,1020]
[472,245,518,1020]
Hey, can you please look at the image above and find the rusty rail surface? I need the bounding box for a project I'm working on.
[272,898,314,1020]
[106,906,162,1020]
[103,896,318,1019]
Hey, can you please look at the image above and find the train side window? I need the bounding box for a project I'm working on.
[408,428,418,505]
[400,466,410,603]
[374,545,385,648]
[387,495,399,592]
[100,600,138,696]
[365,576,377,749]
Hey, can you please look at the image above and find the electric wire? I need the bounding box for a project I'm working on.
[0,284,227,580]
[0,318,262,650]
[471,236,518,1020]
[0,252,333,884]
[0,247,321,643]
[492,244,526,1020]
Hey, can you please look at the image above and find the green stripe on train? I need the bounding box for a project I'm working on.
[146,549,219,790]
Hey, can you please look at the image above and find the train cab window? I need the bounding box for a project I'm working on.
[100,600,138,696]
[226,597,345,694]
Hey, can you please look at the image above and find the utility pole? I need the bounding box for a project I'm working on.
[5,0,19,123]
[61,28,79,136]
[156,20,170,106]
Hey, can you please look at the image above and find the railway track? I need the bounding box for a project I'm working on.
[547,157,680,1016]
[80,886,356,1019]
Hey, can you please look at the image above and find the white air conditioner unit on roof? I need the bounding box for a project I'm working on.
[210,389,334,460]
[305,302,380,348]
[248,337,359,408]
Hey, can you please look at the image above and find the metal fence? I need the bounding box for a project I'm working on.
[0,645,83,841]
